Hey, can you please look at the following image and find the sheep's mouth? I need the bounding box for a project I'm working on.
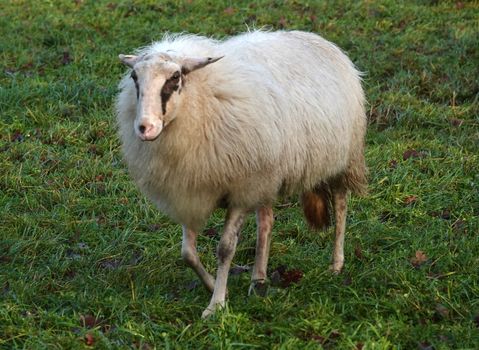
[140,134,160,142]
[138,128,162,141]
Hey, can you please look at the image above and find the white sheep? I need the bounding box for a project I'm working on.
[116,30,367,318]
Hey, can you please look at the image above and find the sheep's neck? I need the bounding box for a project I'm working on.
[172,80,221,148]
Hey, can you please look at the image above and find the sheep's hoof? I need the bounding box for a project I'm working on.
[201,307,215,319]
[248,280,269,297]
[201,301,224,319]
[329,263,343,275]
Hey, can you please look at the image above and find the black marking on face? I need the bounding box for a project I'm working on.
[131,70,139,99]
[160,71,181,115]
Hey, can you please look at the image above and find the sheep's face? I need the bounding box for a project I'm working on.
[119,53,222,141]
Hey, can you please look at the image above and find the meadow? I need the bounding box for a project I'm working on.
[1,0,478,348]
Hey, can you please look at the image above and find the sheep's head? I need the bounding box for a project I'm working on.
[119,53,222,141]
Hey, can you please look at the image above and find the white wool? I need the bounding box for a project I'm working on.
[116,30,366,231]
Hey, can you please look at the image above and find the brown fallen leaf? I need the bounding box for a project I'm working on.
[403,195,418,205]
[84,333,94,346]
[403,149,419,160]
[270,265,304,287]
[281,269,303,287]
[80,314,103,329]
[411,250,428,268]
[449,118,464,127]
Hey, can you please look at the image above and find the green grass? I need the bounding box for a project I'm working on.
[1,0,478,348]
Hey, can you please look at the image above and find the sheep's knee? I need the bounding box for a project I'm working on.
[181,247,198,267]
[217,239,234,264]
[217,244,233,263]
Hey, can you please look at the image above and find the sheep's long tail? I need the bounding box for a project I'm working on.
[301,187,332,230]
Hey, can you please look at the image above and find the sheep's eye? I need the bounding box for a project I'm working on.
[171,71,180,80]
[130,70,138,81]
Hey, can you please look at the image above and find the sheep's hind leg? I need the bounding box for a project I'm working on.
[182,226,215,293]
[202,208,246,318]
[249,206,274,297]
[330,189,348,274]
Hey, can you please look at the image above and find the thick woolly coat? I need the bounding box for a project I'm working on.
[116,31,367,231]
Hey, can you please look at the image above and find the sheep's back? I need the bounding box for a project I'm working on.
[216,31,366,194]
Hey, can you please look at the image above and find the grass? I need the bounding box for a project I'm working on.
[1,0,478,348]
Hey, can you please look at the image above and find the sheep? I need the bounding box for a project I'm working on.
[116,30,367,318]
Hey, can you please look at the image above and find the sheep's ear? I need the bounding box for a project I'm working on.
[181,56,224,75]
[119,54,140,68]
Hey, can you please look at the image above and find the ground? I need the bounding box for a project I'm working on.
[1,0,478,349]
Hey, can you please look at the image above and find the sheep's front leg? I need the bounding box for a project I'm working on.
[201,208,246,318]
[331,189,348,273]
[249,206,274,296]
[181,226,215,293]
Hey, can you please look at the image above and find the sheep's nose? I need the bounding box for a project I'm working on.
[138,123,153,135]
[136,120,162,141]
